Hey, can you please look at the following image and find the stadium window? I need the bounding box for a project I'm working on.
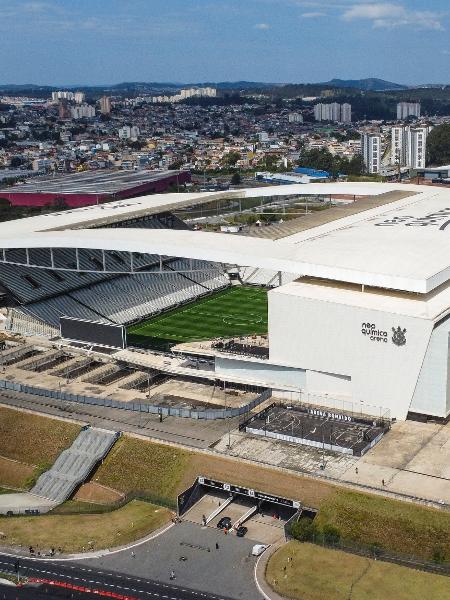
[23,275,41,289]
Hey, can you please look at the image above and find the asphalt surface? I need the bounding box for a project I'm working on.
[0,553,240,600]
[85,521,262,600]
[0,389,235,449]
[0,581,121,599]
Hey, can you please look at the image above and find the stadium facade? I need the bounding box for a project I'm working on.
[1,182,450,422]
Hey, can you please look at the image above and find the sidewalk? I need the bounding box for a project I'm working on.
[254,542,287,600]
[0,520,175,562]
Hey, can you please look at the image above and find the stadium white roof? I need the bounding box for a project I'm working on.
[1,182,450,294]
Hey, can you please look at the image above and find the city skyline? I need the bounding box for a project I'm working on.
[0,0,449,86]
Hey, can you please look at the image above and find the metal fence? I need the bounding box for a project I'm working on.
[0,379,272,420]
[287,530,450,577]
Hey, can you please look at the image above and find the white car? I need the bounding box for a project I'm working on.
[251,544,270,556]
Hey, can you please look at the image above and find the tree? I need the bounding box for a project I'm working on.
[289,517,318,542]
[427,124,450,166]
[222,151,240,167]
[231,172,241,185]
[10,156,24,168]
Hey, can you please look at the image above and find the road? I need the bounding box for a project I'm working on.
[0,553,238,600]
[0,389,234,449]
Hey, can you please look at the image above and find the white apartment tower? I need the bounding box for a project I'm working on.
[397,102,421,120]
[74,92,85,104]
[288,112,303,123]
[341,103,352,124]
[391,126,429,169]
[407,127,428,169]
[118,125,140,140]
[314,102,352,123]
[70,104,95,119]
[100,96,111,114]
[361,132,381,174]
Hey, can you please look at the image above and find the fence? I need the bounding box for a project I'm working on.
[0,379,272,421]
[287,529,450,577]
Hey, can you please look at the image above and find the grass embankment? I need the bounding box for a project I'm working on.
[316,489,450,562]
[91,435,335,509]
[127,286,268,350]
[92,436,450,563]
[0,407,80,488]
[266,541,450,600]
[1,410,450,563]
[0,500,171,552]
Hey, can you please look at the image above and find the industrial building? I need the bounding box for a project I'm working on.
[0,169,190,207]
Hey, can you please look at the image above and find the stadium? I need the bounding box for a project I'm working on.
[1,181,450,422]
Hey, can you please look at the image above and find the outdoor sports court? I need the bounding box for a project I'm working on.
[127,286,268,350]
[243,404,388,456]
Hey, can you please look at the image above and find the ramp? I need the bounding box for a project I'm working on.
[30,427,119,505]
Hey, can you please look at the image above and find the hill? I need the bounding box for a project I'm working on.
[324,78,408,91]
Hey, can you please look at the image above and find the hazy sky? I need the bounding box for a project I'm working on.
[1,0,449,86]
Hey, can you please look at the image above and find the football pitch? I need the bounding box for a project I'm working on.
[127,286,268,350]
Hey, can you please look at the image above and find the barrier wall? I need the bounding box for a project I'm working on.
[0,379,271,420]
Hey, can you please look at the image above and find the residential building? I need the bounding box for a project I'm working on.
[361,132,381,174]
[71,104,96,119]
[407,127,428,169]
[52,91,75,102]
[288,112,303,123]
[391,126,430,169]
[74,92,85,104]
[118,125,140,140]
[397,102,421,120]
[314,102,352,123]
[100,96,111,114]
[58,100,71,120]
[341,103,352,124]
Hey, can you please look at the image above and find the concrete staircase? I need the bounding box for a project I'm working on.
[31,427,119,505]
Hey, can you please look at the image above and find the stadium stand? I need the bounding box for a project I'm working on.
[0,210,286,335]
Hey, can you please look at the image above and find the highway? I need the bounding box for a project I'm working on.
[0,553,236,600]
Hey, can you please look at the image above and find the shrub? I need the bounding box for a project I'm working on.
[289,517,318,542]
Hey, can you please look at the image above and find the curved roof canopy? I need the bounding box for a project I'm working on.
[0,182,449,294]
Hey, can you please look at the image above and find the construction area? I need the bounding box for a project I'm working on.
[0,340,260,412]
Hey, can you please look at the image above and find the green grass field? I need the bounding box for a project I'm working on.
[266,542,450,600]
[127,286,268,350]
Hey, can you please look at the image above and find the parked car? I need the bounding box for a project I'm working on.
[236,526,248,538]
[252,544,270,556]
[217,516,232,530]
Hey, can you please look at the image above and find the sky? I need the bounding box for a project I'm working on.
[1,0,449,86]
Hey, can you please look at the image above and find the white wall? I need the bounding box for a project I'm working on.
[215,356,306,389]
[410,317,450,417]
[268,289,435,420]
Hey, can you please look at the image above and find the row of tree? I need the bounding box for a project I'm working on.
[297,148,365,176]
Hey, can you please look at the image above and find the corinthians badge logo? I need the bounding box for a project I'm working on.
[392,326,407,347]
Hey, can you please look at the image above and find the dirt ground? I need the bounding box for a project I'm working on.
[178,452,335,508]
[74,482,124,504]
[0,456,34,489]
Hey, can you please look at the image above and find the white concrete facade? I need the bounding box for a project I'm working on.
[266,280,450,420]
